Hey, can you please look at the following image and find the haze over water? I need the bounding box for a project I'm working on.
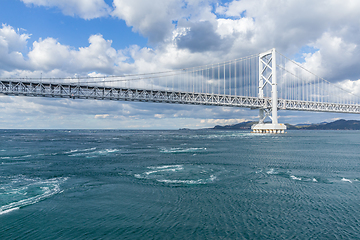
[1,129,360,239]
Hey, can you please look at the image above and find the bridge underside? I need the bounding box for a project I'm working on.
[0,80,267,108]
[1,80,360,133]
[1,80,359,114]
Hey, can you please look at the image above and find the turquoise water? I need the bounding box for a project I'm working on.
[1,130,360,239]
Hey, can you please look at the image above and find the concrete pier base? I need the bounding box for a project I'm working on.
[251,123,286,134]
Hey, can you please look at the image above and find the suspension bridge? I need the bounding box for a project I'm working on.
[1,48,359,133]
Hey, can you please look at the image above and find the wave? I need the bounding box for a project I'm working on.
[188,132,264,140]
[262,168,329,184]
[64,147,97,154]
[0,176,67,215]
[135,164,218,185]
[290,175,302,181]
[266,168,277,175]
[100,149,119,154]
[148,165,183,170]
[68,148,119,157]
[0,207,19,215]
[159,147,207,153]
[341,178,352,183]
[0,154,33,160]
[157,175,217,185]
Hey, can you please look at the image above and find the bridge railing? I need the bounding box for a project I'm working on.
[1,49,360,110]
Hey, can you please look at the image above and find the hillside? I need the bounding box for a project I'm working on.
[210,119,360,130]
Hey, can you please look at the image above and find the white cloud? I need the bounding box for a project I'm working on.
[21,0,111,19]
[336,79,360,96]
[3,0,360,128]
[216,18,255,39]
[111,0,219,44]
[216,0,360,53]
[112,0,184,43]
[4,33,125,76]
[303,32,359,81]
[0,24,30,52]
[28,38,71,71]
[95,114,110,119]
[72,34,120,74]
[0,24,29,70]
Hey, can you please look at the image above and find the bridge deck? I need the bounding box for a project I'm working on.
[0,80,359,114]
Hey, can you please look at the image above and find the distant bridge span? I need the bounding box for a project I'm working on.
[0,80,359,114]
[1,49,360,133]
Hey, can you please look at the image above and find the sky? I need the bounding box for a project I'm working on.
[1,0,360,129]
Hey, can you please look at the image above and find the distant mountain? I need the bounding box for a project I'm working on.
[209,119,360,130]
[212,121,256,130]
[295,119,360,130]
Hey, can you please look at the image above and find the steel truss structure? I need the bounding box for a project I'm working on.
[0,80,266,108]
[1,80,359,114]
[1,48,360,133]
[279,99,360,114]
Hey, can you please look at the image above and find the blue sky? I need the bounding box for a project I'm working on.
[0,0,147,50]
[0,0,360,129]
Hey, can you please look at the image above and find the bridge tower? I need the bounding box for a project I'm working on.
[251,48,286,133]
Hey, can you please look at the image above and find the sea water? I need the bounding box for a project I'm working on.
[0,130,360,239]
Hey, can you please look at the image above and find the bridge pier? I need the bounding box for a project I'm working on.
[252,48,287,134]
[251,123,286,134]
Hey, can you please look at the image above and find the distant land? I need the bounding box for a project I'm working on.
[209,119,360,130]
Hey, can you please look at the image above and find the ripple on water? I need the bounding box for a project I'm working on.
[67,148,119,158]
[159,147,207,154]
[259,168,331,184]
[135,164,218,185]
[0,175,67,215]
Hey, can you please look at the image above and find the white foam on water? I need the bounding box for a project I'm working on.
[134,174,142,179]
[160,147,206,153]
[312,178,318,182]
[69,153,88,157]
[266,168,277,175]
[144,170,158,175]
[135,165,217,185]
[0,177,68,215]
[157,175,217,185]
[0,154,33,160]
[157,179,198,184]
[189,132,255,140]
[148,165,183,170]
[341,178,352,183]
[84,147,96,152]
[65,147,97,154]
[290,175,302,181]
[144,165,184,176]
[69,148,119,157]
[65,149,79,154]
[0,207,19,215]
[102,149,119,153]
[209,175,217,181]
